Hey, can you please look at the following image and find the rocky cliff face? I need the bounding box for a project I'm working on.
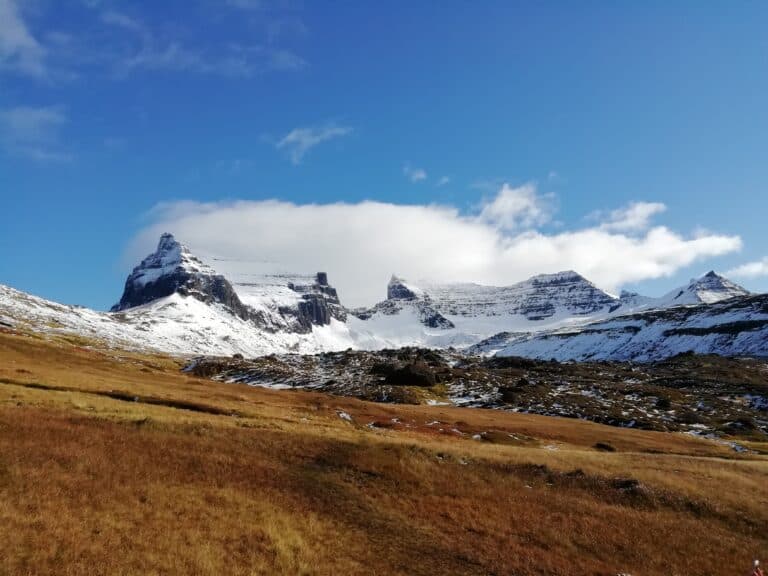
[499,271,618,320]
[286,272,348,331]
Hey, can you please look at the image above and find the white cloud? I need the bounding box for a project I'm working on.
[276,123,352,164]
[0,106,70,161]
[215,157,255,174]
[101,10,144,32]
[436,176,451,187]
[268,49,307,71]
[100,11,304,78]
[599,201,667,232]
[126,183,742,307]
[121,42,204,74]
[1,1,306,80]
[0,0,46,77]
[403,165,427,182]
[226,0,264,9]
[477,183,554,231]
[100,10,200,76]
[727,258,768,279]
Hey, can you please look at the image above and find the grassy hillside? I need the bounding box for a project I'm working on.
[0,328,766,575]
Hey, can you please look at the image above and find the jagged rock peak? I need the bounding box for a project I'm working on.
[131,232,215,286]
[111,233,251,319]
[286,272,347,327]
[387,275,423,300]
[157,231,177,251]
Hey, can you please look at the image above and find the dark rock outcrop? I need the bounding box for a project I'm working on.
[417,304,455,329]
[285,272,348,331]
[387,275,419,300]
[383,362,437,387]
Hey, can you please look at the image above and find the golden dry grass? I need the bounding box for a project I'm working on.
[0,329,767,575]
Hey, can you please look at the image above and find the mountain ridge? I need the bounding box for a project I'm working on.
[0,233,762,360]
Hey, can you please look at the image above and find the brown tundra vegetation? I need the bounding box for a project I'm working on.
[0,327,766,575]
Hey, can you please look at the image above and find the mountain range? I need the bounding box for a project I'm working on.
[1,232,765,361]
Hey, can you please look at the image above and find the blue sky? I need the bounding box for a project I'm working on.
[1,0,767,309]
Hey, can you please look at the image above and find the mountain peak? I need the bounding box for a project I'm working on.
[157,231,177,251]
[688,270,749,303]
[155,232,192,262]
[111,233,241,314]
[659,270,750,307]
[690,270,739,288]
[387,275,423,300]
[137,233,214,282]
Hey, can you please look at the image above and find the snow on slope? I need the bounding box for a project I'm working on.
[0,231,761,361]
[496,294,768,362]
[206,257,313,316]
[124,232,214,289]
[112,233,259,326]
[116,233,349,334]
[188,252,348,332]
[349,271,623,349]
[653,271,750,307]
[3,275,765,360]
[0,234,360,356]
[0,283,356,356]
[602,272,750,318]
[420,271,618,319]
[346,307,474,350]
[196,247,346,316]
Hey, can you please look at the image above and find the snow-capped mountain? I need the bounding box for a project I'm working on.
[113,233,347,335]
[493,294,768,361]
[0,232,764,361]
[347,270,760,358]
[112,233,254,321]
[347,271,622,349]
[0,281,359,357]
[605,271,750,316]
[654,270,750,307]
[420,271,619,319]
[0,234,359,356]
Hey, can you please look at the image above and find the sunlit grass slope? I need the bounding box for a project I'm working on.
[0,328,766,575]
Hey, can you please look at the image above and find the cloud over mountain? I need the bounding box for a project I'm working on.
[127,184,741,307]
